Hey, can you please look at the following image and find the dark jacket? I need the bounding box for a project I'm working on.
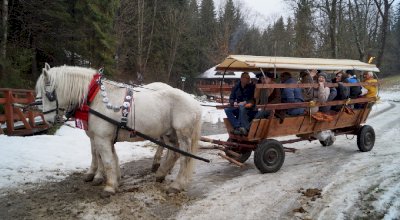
[332,78,350,100]
[281,78,304,103]
[229,81,255,106]
[257,87,281,105]
[344,77,361,98]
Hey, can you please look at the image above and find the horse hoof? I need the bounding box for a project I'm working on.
[166,187,181,195]
[91,177,104,186]
[155,176,165,183]
[83,173,95,182]
[151,163,160,173]
[100,190,114,198]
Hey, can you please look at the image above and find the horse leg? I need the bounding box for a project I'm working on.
[167,115,201,194]
[155,133,179,182]
[155,150,180,183]
[166,130,193,194]
[83,138,98,182]
[92,150,105,186]
[152,146,164,173]
[113,145,121,183]
[94,136,119,195]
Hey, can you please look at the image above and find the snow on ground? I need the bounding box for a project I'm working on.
[1,90,400,219]
[0,124,155,189]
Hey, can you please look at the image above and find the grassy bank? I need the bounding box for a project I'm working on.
[379,74,400,89]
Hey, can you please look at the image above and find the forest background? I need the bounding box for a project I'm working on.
[0,0,399,92]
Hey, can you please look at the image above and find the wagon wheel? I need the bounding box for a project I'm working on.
[254,139,285,173]
[225,138,252,163]
[319,135,335,147]
[357,125,375,152]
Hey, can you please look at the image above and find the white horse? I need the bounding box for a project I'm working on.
[83,82,177,186]
[35,65,202,195]
[37,64,175,187]
[82,81,176,186]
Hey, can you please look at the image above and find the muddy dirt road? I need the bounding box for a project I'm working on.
[0,101,399,219]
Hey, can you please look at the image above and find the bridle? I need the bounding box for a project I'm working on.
[33,79,64,124]
[41,79,60,115]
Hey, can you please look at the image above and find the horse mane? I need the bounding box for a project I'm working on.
[36,65,97,107]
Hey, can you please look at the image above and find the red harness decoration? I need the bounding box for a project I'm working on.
[75,73,101,130]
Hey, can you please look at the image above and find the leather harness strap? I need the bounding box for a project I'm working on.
[88,108,210,163]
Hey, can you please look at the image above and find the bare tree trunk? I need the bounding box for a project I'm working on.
[166,9,184,83]
[1,0,8,59]
[143,0,157,76]
[30,35,37,78]
[373,0,395,67]
[137,0,144,74]
[327,0,338,58]
[137,0,157,80]
[349,0,367,61]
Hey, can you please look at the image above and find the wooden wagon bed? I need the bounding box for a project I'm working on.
[200,54,379,173]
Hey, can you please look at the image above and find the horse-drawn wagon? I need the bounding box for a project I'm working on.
[33,57,379,195]
[201,55,379,173]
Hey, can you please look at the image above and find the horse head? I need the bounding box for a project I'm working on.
[35,64,96,124]
[35,65,61,124]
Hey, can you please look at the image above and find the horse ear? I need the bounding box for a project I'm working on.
[43,69,50,83]
[44,63,51,71]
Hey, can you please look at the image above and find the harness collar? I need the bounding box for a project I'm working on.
[74,73,102,130]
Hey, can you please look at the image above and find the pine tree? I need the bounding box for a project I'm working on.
[73,0,119,73]
[270,17,286,56]
[294,0,315,57]
[174,0,202,90]
[199,0,217,69]
[6,0,72,79]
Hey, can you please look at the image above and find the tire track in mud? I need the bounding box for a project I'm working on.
[0,158,195,220]
[0,102,398,220]
[179,102,400,219]
[301,102,400,219]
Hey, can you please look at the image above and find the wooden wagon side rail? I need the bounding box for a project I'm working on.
[256,81,378,89]
[0,88,49,136]
[220,84,377,141]
[198,81,379,93]
[197,84,232,92]
[255,97,376,110]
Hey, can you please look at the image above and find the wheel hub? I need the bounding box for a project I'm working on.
[263,149,278,165]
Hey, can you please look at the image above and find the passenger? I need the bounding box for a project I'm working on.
[343,70,362,99]
[224,72,255,135]
[354,71,378,109]
[309,72,330,114]
[300,70,314,102]
[309,69,319,82]
[331,71,350,111]
[280,72,305,116]
[361,71,378,98]
[320,75,337,113]
[253,72,281,119]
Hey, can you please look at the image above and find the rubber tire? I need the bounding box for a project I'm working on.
[320,135,335,147]
[357,125,375,152]
[225,138,252,163]
[254,139,285,173]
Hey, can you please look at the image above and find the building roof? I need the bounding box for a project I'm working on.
[197,66,257,79]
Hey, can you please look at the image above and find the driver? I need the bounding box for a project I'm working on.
[224,72,255,135]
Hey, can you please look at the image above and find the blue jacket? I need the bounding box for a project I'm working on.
[229,81,255,105]
[281,78,304,103]
[344,76,361,98]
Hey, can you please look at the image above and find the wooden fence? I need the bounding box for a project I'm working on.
[0,88,49,136]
